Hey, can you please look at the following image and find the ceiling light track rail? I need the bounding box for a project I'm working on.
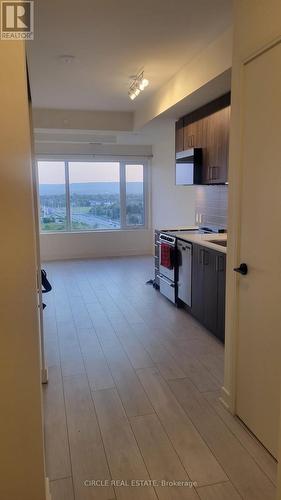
[128,70,149,100]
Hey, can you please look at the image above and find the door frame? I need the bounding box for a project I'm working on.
[222,35,281,415]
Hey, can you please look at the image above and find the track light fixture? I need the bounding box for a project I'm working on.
[128,71,149,100]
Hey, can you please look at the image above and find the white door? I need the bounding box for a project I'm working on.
[235,41,281,458]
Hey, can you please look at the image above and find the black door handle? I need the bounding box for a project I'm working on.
[233,263,248,275]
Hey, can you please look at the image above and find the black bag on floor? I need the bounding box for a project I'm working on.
[41,269,52,309]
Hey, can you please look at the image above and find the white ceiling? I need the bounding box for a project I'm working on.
[27,0,233,112]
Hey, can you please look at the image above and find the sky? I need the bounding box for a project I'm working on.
[38,161,143,183]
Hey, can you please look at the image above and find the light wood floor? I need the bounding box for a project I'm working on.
[42,256,277,500]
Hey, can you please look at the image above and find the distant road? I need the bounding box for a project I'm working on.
[44,207,120,229]
[71,212,119,229]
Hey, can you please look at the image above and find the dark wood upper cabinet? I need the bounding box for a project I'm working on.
[183,119,204,150]
[175,118,184,153]
[176,92,231,184]
[203,106,230,185]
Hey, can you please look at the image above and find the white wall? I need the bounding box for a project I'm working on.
[0,41,47,500]
[40,229,153,261]
[33,108,133,131]
[149,119,196,230]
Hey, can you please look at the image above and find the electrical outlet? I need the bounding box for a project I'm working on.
[199,213,204,224]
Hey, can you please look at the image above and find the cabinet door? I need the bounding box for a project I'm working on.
[201,116,211,183]
[213,106,230,184]
[183,121,196,150]
[216,252,226,341]
[193,119,204,148]
[204,107,230,184]
[184,119,206,150]
[202,248,218,334]
[191,245,226,341]
[191,244,204,321]
[175,118,184,152]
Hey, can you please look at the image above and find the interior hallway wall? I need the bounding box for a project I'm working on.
[0,41,47,500]
[150,119,196,230]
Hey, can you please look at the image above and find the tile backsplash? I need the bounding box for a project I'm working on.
[195,185,228,230]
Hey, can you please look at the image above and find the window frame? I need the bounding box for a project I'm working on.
[37,157,149,233]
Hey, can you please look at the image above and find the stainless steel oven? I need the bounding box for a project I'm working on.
[158,233,177,303]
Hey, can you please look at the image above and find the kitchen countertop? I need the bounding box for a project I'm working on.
[172,232,227,254]
[158,225,199,232]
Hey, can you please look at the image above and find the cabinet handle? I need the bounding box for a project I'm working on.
[212,166,219,180]
[188,135,194,148]
[216,255,225,272]
[203,251,209,266]
[199,249,204,265]
[158,275,175,287]
[215,255,219,272]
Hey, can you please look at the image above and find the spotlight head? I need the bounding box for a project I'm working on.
[141,78,149,88]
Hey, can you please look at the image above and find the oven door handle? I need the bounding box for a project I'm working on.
[157,275,175,288]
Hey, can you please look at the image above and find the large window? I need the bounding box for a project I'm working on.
[125,164,144,226]
[38,161,67,231]
[38,160,147,232]
[69,162,121,230]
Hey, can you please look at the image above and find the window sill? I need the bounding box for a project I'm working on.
[40,227,150,235]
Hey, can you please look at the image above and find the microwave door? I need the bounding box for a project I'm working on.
[175,148,202,185]
[176,159,194,185]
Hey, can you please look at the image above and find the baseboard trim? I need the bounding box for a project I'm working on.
[42,250,153,262]
[46,477,51,500]
[42,367,48,384]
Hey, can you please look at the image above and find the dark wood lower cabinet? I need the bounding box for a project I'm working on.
[202,248,219,334]
[191,244,226,342]
[216,252,226,341]
[191,244,204,320]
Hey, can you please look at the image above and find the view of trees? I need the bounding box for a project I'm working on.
[40,191,144,231]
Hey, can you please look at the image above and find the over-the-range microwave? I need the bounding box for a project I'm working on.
[175,147,202,185]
